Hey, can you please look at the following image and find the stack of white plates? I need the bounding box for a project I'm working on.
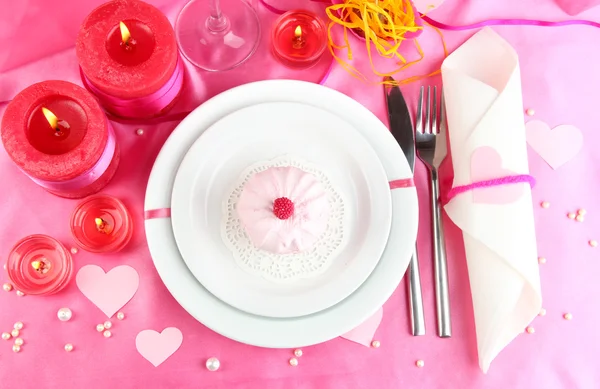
[144,80,418,348]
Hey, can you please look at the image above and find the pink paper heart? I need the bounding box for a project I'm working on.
[526,120,583,170]
[76,265,139,318]
[471,146,524,204]
[136,327,183,367]
[341,307,383,346]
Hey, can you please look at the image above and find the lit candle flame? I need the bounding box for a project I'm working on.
[95,217,106,230]
[119,21,131,44]
[31,260,42,271]
[41,107,58,130]
[294,25,302,38]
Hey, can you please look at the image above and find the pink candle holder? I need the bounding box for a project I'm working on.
[271,10,327,69]
[70,195,133,253]
[6,235,73,296]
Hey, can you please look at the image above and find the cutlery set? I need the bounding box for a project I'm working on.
[386,78,452,338]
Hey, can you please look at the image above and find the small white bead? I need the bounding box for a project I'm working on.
[371,340,381,348]
[136,129,144,136]
[64,343,74,352]
[2,332,11,340]
[12,345,20,353]
[293,349,303,357]
[117,312,125,320]
[103,321,112,329]
[11,329,19,337]
[416,360,425,367]
[206,357,220,371]
[3,283,13,292]
[70,247,78,254]
[16,291,25,296]
[14,338,23,346]
[103,330,112,338]
[14,322,23,330]
[57,308,73,322]
[289,357,298,366]
[526,108,535,116]
[96,324,105,332]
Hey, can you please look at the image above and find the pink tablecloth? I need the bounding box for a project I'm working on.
[1,0,600,388]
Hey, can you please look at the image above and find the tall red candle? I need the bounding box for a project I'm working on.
[0,81,120,199]
[76,0,183,119]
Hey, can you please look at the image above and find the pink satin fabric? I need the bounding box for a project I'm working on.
[24,122,117,192]
[80,57,185,118]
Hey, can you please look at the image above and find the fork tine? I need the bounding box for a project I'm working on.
[432,86,438,135]
[425,86,431,134]
[416,86,424,134]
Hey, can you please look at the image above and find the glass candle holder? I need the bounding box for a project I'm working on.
[6,235,73,296]
[70,195,133,253]
[271,10,327,69]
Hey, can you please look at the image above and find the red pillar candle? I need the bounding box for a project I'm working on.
[76,0,183,119]
[271,10,327,69]
[70,195,133,253]
[6,235,74,296]
[1,81,120,199]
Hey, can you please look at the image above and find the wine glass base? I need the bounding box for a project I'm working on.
[176,0,261,72]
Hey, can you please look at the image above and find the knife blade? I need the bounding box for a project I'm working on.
[384,76,425,336]
[385,78,415,173]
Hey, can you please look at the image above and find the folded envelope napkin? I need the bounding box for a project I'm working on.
[441,28,542,373]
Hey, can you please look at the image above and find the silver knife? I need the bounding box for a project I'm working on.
[384,77,426,336]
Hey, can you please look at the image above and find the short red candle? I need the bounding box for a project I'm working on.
[1,81,120,199]
[271,10,327,69]
[70,195,133,253]
[6,235,74,296]
[76,0,182,118]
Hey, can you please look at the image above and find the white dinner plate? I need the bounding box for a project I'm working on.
[145,80,418,348]
[170,102,392,318]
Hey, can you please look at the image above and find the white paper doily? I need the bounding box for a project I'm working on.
[221,155,346,283]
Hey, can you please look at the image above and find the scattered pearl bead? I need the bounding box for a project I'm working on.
[526,326,535,334]
[526,108,535,116]
[294,349,303,357]
[589,240,598,247]
[3,282,13,292]
[576,214,585,222]
[539,308,546,316]
[577,209,587,216]
[57,308,73,322]
[103,321,112,329]
[416,360,425,368]
[64,343,74,352]
[563,313,573,320]
[117,312,125,320]
[3,263,6,270]
[2,332,11,340]
[538,257,546,264]
[11,329,19,337]
[371,340,381,348]
[103,330,112,338]
[70,247,78,254]
[14,338,23,346]
[567,212,576,219]
[540,201,550,209]
[136,129,144,136]
[96,324,105,332]
[16,291,24,296]
[289,357,298,366]
[12,345,20,353]
[14,322,23,330]
[206,357,220,371]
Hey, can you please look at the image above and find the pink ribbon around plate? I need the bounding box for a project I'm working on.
[25,122,117,192]
[81,57,185,119]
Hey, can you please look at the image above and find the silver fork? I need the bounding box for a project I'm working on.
[415,86,452,338]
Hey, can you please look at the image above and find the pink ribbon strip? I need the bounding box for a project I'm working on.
[26,122,117,192]
[421,14,600,31]
[81,57,185,118]
[144,208,171,220]
[389,178,415,189]
[446,174,536,202]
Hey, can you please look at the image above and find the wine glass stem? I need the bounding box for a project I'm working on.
[207,0,229,32]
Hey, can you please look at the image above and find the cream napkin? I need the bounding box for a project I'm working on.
[441,28,542,373]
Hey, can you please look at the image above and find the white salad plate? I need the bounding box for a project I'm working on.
[170,102,392,318]
[144,80,418,348]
